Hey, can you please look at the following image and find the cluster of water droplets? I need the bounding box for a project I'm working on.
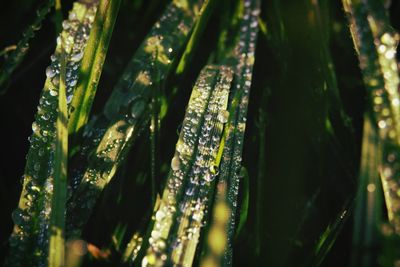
[142,65,232,266]
[8,2,98,266]
[65,0,198,241]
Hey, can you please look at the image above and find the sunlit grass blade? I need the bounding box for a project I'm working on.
[0,0,55,94]
[66,0,204,239]
[342,0,400,233]
[351,114,382,267]
[7,1,99,265]
[48,38,68,267]
[175,0,217,76]
[212,0,260,264]
[68,0,122,149]
[142,65,233,266]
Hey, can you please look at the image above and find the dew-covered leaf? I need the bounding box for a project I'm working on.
[7,1,99,265]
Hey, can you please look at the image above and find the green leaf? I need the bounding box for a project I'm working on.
[68,0,122,150]
[7,2,99,265]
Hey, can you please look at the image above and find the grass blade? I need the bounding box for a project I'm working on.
[0,0,55,94]
[343,0,400,234]
[65,0,204,239]
[68,0,122,148]
[7,1,99,265]
[142,65,233,266]
[351,114,382,267]
[48,37,68,267]
[214,0,260,264]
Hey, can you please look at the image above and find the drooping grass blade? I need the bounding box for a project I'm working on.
[66,0,204,239]
[7,1,99,265]
[68,0,122,148]
[0,0,55,94]
[342,0,400,234]
[142,65,233,266]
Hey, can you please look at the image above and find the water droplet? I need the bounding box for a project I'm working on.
[70,51,83,62]
[67,95,73,104]
[46,67,56,78]
[34,163,40,171]
[49,90,58,96]
[217,110,229,123]
[131,101,146,119]
[32,122,38,133]
[171,156,180,171]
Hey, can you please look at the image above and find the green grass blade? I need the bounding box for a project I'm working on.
[343,0,400,234]
[175,0,217,76]
[142,65,233,266]
[351,114,382,267]
[48,38,68,267]
[66,0,204,239]
[7,2,99,265]
[68,0,122,147]
[214,0,260,264]
[0,0,55,94]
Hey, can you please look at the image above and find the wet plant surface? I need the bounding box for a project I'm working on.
[2,0,400,266]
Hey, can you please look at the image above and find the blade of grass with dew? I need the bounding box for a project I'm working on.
[7,1,99,265]
[342,0,400,234]
[68,0,121,152]
[65,0,205,239]
[48,37,68,267]
[141,65,233,267]
[212,0,260,264]
[350,114,382,267]
[0,0,55,94]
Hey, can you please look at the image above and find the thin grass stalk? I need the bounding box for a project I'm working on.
[48,39,68,267]
[7,1,99,265]
[309,198,354,267]
[65,0,204,239]
[142,65,233,266]
[68,0,122,150]
[342,0,400,234]
[0,0,55,94]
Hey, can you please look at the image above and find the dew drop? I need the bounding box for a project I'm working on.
[171,156,180,171]
[70,51,83,62]
[49,90,58,96]
[32,122,38,133]
[46,67,56,78]
[217,110,229,123]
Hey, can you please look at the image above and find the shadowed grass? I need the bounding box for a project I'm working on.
[0,0,55,94]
